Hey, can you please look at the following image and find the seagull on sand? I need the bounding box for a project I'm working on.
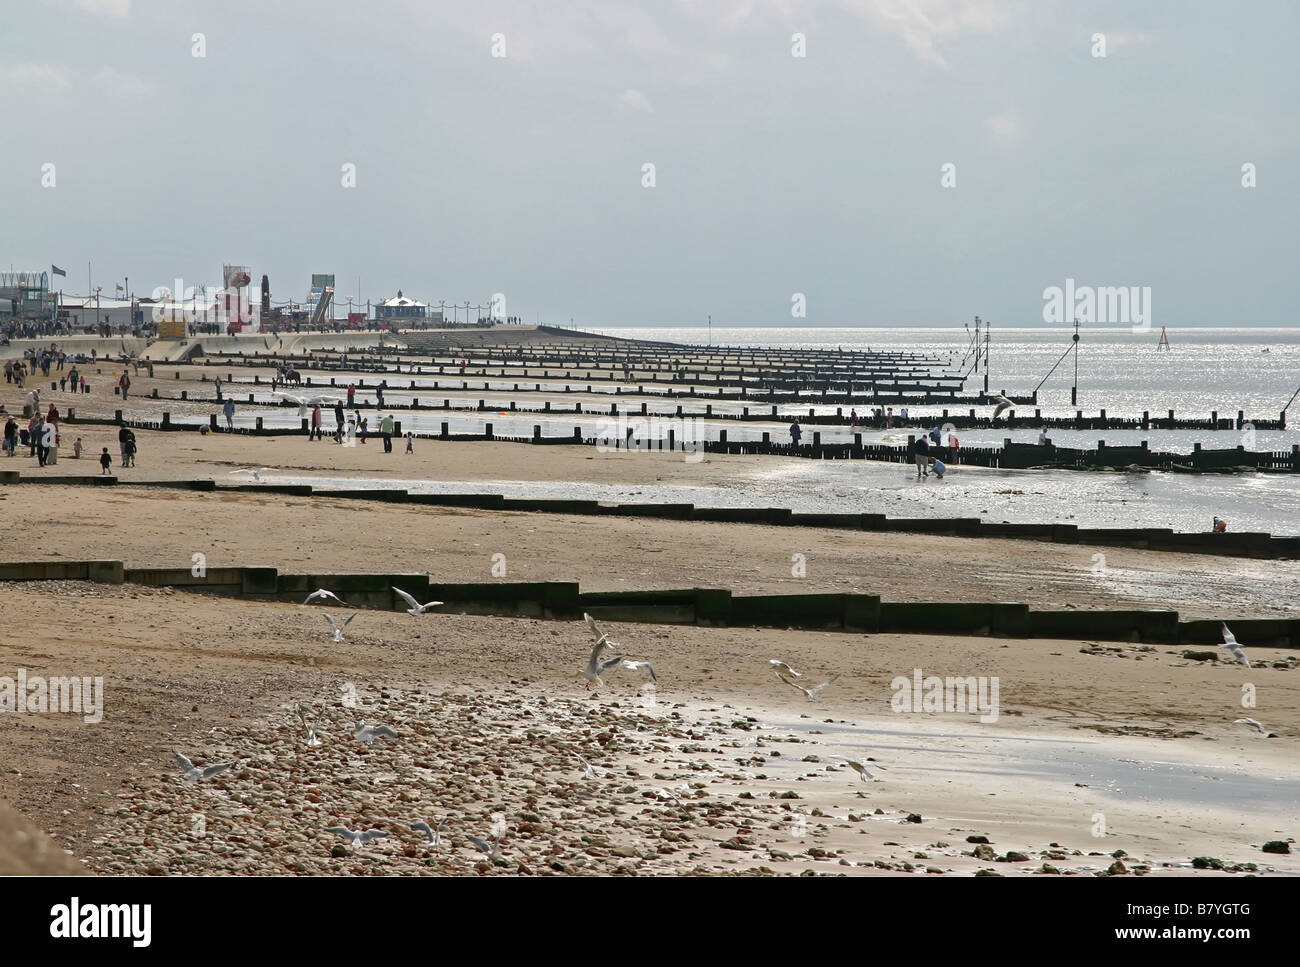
[229,467,275,482]
[323,612,358,643]
[393,586,443,616]
[173,751,236,783]
[991,394,1015,419]
[326,827,388,847]
[304,588,347,606]
[620,659,657,682]
[1234,718,1277,737]
[581,639,624,688]
[411,815,451,847]
[353,721,399,745]
[576,753,597,779]
[466,834,507,864]
[769,660,802,678]
[297,704,323,747]
[778,674,839,702]
[1220,624,1250,667]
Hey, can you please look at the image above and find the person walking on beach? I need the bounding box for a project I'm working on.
[118,423,132,465]
[223,398,235,430]
[789,420,802,449]
[122,428,137,467]
[100,447,112,474]
[334,402,345,443]
[310,404,322,441]
[914,433,930,478]
[2,417,16,457]
[347,383,355,407]
[119,372,130,401]
[215,376,223,401]
[375,386,385,409]
[380,413,395,453]
[405,431,413,454]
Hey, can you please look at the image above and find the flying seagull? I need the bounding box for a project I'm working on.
[323,612,358,643]
[769,659,802,678]
[297,704,323,747]
[581,640,624,688]
[173,751,235,783]
[411,815,451,847]
[584,612,615,650]
[229,467,275,482]
[991,395,1015,419]
[620,659,657,682]
[393,586,443,616]
[353,721,399,745]
[778,674,839,702]
[466,834,507,864]
[326,827,388,847]
[1234,718,1277,737]
[832,756,885,782]
[304,589,347,606]
[1219,624,1250,667]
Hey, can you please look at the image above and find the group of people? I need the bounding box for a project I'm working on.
[306,402,407,453]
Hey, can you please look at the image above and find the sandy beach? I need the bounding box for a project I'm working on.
[2,580,1295,877]
[2,359,1297,877]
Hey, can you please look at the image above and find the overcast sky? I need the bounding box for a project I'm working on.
[2,0,1295,327]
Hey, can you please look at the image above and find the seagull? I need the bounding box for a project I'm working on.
[769,659,802,678]
[581,640,624,688]
[620,659,657,682]
[229,467,275,482]
[353,721,399,745]
[466,834,507,864]
[297,704,323,747]
[393,586,443,616]
[173,751,235,783]
[323,612,357,642]
[584,612,616,650]
[411,815,451,847]
[832,756,885,782]
[325,827,388,847]
[1234,718,1277,737]
[1219,624,1250,667]
[303,588,347,606]
[778,674,839,702]
[576,753,597,779]
[991,395,1015,419]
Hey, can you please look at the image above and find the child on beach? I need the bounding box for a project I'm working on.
[100,447,111,474]
[74,437,83,459]
[405,432,413,453]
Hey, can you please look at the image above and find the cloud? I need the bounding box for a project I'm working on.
[91,66,153,97]
[860,0,1011,68]
[683,0,1012,69]
[0,63,74,93]
[985,111,1023,145]
[620,88,654,113]
[1102,29,1153,51]
[73,0,131,16]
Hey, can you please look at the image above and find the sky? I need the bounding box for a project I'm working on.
[1,0,1296,327]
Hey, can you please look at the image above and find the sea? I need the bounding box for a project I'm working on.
[138,325,1300,536]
